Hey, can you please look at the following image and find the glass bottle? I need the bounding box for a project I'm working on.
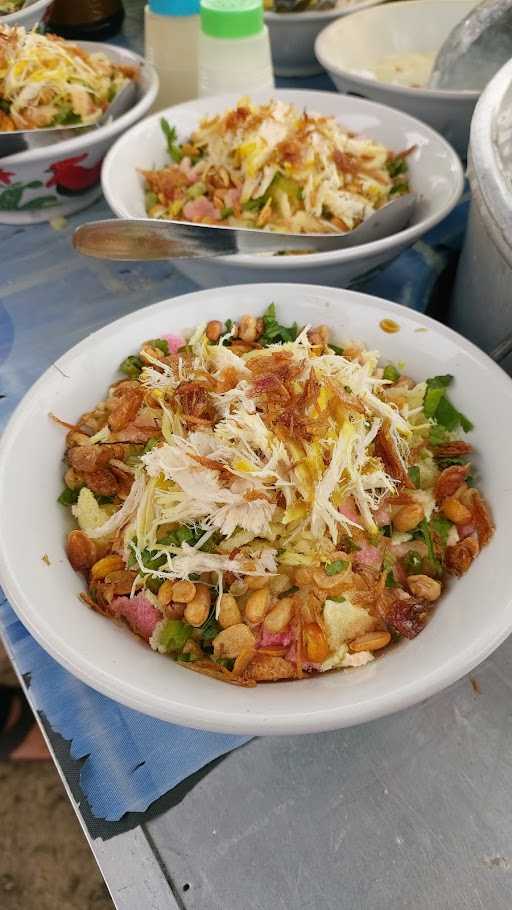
[47,0,125,41]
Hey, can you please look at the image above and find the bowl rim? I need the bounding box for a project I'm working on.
[1,41,159,165]
[101,87,464,269]
[264,0,382,23]
[314,0,480,101]
[1,0,52,25]
[1,282,511,734]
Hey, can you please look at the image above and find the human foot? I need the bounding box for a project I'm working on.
[0,685,49,761]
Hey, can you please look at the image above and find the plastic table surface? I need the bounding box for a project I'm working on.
[2,4,512,910]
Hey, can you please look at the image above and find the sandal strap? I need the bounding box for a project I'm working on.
[0,685,36,760]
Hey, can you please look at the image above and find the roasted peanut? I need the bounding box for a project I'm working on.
[263,597,293,634]
[435,463,471,503]
[184,584,211,626]
[106,570,136,596]
[172,579,197,603]
[245,574,269,591]
[441,497,472,525]
[218,593,242,629]
[206,320,222,342]
[407,574,442,602]
[90,554,124,580]
[238,314,258,343]
[165,602,186,620]
[312,565,350,590]
[294,566,314,586]
[157,579,175,607]
[303,622,329,663]
[229,578,248,596]
[64,467,82,490]
[245,587,271,624]
[269,574,292,595]
[230,341,253,356]
[67,530,97,572]
[349,631,391,652]
[393,502,424,532]
[213,623,256,659]
[308,324,329,347]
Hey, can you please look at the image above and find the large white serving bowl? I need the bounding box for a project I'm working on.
[0,42,158,225]
[1,0,52,28]
[102,89,463,291]
[0,283,510,735]
[315,0,479,157]
[265,0,385,78]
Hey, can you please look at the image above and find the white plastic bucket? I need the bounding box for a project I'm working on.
[450,58,512,373]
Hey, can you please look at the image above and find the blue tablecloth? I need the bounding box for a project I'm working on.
[0,16,471,816]
[0,189,469,820]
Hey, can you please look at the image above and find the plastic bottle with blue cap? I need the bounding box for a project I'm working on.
[145,0,200,109]
[198,0,274,97]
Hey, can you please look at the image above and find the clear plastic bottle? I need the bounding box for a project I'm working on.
[198,0,274,98]
[145,0,200,110]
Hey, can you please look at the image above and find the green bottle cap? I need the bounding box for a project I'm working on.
[200,0,264,39]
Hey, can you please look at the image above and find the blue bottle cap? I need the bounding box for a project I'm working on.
[149,0,200,15]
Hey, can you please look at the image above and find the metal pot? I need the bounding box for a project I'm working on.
[449,58,512,373]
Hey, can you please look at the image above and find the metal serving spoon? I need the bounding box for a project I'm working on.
[429,0,512,90]
[0,81,137,158]
[73,194,416,261]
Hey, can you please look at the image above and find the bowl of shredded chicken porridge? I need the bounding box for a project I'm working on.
[0,283,509,735]
[0,31,157,225]
[102,88,463,289]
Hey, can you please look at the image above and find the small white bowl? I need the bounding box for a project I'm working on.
[265,0,384,78]
[102,88,464,291]
[315,0,480,157]
[1,0,52,28]
[0,283,510,735]
[0,42,158,225]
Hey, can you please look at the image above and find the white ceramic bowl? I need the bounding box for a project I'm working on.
[265,0,384,78]
[0,42,158,225]
[102,88,463,291]
[1,0,52,28]
[315,0,479,157]
[0,282,510,735]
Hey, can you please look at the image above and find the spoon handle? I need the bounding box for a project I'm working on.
[73,218,244,260]
[73,194,416,262]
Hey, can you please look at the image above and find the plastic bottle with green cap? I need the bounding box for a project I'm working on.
[145,0,200,109]
[198,0,274,97]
